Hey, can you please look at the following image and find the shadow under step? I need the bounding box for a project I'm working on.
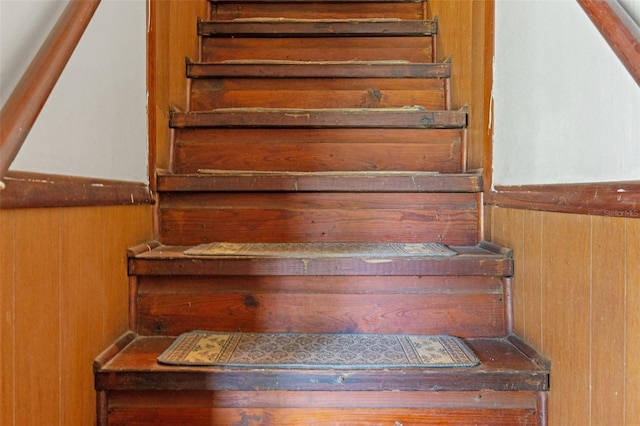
[157,170,482,192]
[128,241,512,277]
[95,333,549,424]
[170,108,467,129]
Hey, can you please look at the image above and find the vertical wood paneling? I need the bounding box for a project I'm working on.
[591,216,625,425]
[428,0,488,170]
[0,210,16,426]
[490,207,524,334]
[522,211,543,349]
[103,206,152,343]
[541,212,591,425]
[490,207,640,425]
[0,206,153,426]
[626,219,640,425]
[14,210,62,425]
[60,208,106,425]
[152,0,208,171]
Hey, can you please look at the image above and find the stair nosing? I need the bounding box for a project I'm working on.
[95,335,549,392]
[128,244,513,277]
[199,19,437,37]
[186,60,451,79]
[170,108,467,129]
[156,170,481,193]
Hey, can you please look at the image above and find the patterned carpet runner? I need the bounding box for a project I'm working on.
[157,331,479,368]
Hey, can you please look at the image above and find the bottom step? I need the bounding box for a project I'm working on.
[95,333,549,425]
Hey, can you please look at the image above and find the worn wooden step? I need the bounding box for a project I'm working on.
[129,241,511,277]
[156,170,482,193]
[172,127,466,173]
[199,19,436,37]
[186,60,450,79]
[170,108,466,129]
[128,241,512,337]
[210,0,428,21]
[156,191,480,246]
[128,239,512,337]
[95,333,549,425]
[132,274,508,337]
[189,75,448,110]
[203,36,434,62]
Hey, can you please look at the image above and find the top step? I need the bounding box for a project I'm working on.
[210,0,429,22]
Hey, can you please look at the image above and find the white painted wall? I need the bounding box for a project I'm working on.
[493,0,640,186]
[0,0,148,183]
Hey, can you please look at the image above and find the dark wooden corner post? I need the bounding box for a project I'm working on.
[0,0,101,188]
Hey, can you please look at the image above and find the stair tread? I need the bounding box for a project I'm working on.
[187,59,450,78]
[128,242,513,276]
[170,108,467,129]
[199,19,436,37]
[95,334,549,392]
[157,170,482,192]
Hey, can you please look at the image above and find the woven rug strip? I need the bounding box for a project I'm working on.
[183,242,457,258]
[157,331,479,369]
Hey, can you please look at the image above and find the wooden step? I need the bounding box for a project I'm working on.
[156,170,482,193]
[129,241,511,277]
[186,60,451,79]
[203,36,434,62]
[94,333,549,425]
[189,72,449,110]
[172,127,466,173]
[128,241,512,337]
[156,191,480,246]
[170,108,467,129]
[129,241,511,337]
[210,0,428,22]
[199,19,437,37]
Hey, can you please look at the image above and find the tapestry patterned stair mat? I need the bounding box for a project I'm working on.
[183,242,457,258]
[157,331,479,369]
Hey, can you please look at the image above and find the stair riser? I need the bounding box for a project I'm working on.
[190,78,447,111]
[157,192,480,246]
[211,2,427,21]
[133,275,507,337]
[173,128,464,173]
[202,37,433,62]
[108,407,541,426]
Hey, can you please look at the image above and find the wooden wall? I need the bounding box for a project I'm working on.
[490,207,640,426]
[0,205,153,425]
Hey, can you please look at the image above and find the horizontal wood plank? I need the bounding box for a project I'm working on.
[170,109,467,129]
[136,293,505,336]
[129,244,513,276]
[199,20,437,37]
[489,182,640,217]
[173,128,464,173]
[157,192,478,245]
[211,2,426,21]
[202,37,433,62]
[186,61,451,79]
[189,77,446,110]
[108,406,540,425]
[156,170,482,193]
[95,336,549,392]
[0,171,154,209]
[107,389,540,410]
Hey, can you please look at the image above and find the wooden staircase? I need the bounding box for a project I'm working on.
[94,0,549,424]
